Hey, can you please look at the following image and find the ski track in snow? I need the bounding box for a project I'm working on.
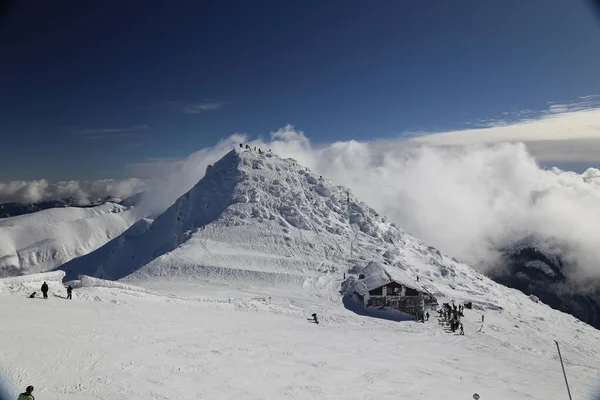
[1,148,600,399]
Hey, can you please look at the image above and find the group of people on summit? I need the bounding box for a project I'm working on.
[239,143,271,155]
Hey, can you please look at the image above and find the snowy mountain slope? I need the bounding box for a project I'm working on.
[61,149,430,288]
[52,149,598,319]
[0,203,138,277]
[0,200,75,218]
[4,149,600,398]
[61,149,343,281]
[0,195,129,219]
[55,148,600,334]
[2,267,600,399]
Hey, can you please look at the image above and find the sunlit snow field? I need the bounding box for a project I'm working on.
[1,274,599,400]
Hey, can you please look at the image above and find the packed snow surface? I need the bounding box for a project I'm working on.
[2,148,600,399]
[2,273,600,400]
[0,203,138,277]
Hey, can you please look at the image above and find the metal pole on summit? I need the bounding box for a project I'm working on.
[554,340,573,400]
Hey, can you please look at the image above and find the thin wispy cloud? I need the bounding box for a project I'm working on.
[72,125,149,139]
[180,102,224,114]
[457,97,600,129]
[161,101,225,114]
[411,99,600,164]
[126,157,186,177]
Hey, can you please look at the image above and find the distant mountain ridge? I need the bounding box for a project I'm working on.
[0,192,143,219]
[0,199,98,218]
[491,243,600,329]
[0,202,138,277]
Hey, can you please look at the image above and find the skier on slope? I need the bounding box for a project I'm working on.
[66,285,73,300]
[41,282,48,299]
[18,385,35,400]
[308,313,319,324]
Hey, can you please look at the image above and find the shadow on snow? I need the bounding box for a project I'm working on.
[342,294,415,323]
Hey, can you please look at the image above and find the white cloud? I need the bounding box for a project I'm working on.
[413,106,600,147]
[0,179,148,205]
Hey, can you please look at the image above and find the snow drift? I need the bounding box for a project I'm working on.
[0,270,65,296]
[78,275,154,294]
[0,270,65,285]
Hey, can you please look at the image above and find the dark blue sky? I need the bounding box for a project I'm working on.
[2,0,600,180]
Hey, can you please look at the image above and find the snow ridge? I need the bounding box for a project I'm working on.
[0,202,137,277]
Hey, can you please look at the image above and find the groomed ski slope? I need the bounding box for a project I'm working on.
[1,274,600,400]
[0,203,138,277]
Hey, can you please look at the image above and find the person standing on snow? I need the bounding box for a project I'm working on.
[426,312,430,321]
[460,323,464,335]
[18,385,35,400]
[41,282,48,299]
[67,285,73,300]
[481,315,485,323]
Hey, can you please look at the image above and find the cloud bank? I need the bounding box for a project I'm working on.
[0,179,147,205]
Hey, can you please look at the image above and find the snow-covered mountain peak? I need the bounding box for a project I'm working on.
[191,148,401,239]
[152,147,397,238]
[60,147,426,282]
